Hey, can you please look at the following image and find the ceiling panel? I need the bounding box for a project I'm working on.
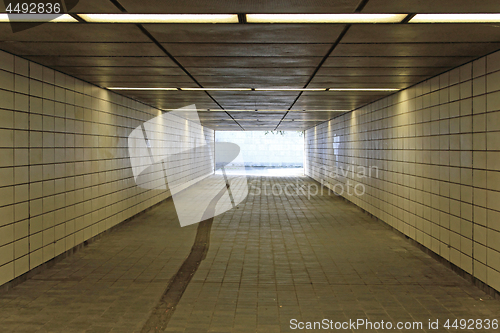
[213,97,297,104]
[140,100,221,111]
[121,90,212,100]
[68,0,123,13]
[0,24,148,42]
[118,0,360,14]
[301,91,392,97]
[332,43,500,57]
[146,24,346,43]
[226,111,287,117]
[52,66,188,76]
[308,75,429,85]
[201,118,242,123]
[279,112,347,130]
[195,76,310,87]
[199,122,242,130]
[284,111,346,120]
[323,56,475,68]
[312,82,409,89]
[233,121,277,129]
[315,67,448,76]
[279,122,326,130]
[0,42,164,56]
[78,75,194,83]
[198,111,232,119]
[187,67,315,76]
[206,126,243,130]
[230,116,281,122]
[278,125,316,130]
[292,93,390,110]
[163,43,332,57]
[363,0,500,13]
[342,24,500,43]
[211,91,298,97]
[177,56,323,68]
[221,102,298,109]
[24,56,178,68]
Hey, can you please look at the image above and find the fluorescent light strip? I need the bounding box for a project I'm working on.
[254,88,327,91]
[9,13,498,25]
[162,109,349,112]
[0,14,77,22]
[108,87,178,91]
[180,87,252,91]
[246,13,407,23]
[410,13,500,23]
[329,88,400,91]
[109,87,397,92]
[78,14,238,23]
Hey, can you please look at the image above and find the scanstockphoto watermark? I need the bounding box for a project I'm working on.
[290,318,424,330]
[249,179,365,199]
[329,165,379,180]
[290,318,499,330]
[248,165,379,199]
[128,104,249,227]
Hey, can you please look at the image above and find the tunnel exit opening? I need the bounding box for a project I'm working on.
[214,131,304,176]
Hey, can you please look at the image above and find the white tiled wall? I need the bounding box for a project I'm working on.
[305,49,500,293]
[0,50,214,287]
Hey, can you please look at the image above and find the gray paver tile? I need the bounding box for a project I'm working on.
[0,175,498,332]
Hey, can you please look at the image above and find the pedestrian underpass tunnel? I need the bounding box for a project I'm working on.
[0,1,500,332]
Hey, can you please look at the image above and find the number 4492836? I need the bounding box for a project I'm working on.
[444,319,498,330]
[5,3,61,14]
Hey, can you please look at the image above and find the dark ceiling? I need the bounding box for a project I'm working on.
[1,0,500,130]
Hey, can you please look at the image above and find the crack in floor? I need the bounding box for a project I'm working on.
[140,184,229,333]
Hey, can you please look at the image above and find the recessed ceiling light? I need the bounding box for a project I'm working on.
[107,87,178,90]
[246,14,407,23]
[180,88,252,91]
[0,14,78,22]
[328,88,400,91]
[78,14,239,23]
[254,88,327,91]
[409,14,500,23]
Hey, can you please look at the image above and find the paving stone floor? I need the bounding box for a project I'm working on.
[0,175,499,332]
